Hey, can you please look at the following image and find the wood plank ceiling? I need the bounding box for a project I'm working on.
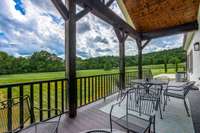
[122,0,200,32]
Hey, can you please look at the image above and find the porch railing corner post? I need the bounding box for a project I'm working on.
[65,0,77,118]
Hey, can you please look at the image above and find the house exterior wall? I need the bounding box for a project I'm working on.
[185,31,200,82]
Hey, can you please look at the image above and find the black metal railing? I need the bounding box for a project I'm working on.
[0,69,152,132]
[0,78,68,132]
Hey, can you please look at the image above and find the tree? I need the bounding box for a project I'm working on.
[169,57,181,72]
[104,61,112,70]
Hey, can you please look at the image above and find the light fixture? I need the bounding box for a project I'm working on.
[194,42,200,51]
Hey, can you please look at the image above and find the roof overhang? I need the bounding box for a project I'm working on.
[118,0,200,40]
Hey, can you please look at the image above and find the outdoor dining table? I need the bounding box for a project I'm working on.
[131,79,168,86]
[131,79,168,92]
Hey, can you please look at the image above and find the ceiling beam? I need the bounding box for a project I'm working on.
[141,21,199,40]
[141,39,151,49]
[76,0,141,40]
[51,0,69,21]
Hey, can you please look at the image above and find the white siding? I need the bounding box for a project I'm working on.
[187,31,200,81]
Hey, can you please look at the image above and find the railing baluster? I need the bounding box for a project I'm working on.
[88,77,90,103]
[65,79,68,110]
[109,75,113,94]
[99,76,101,99]
[55,81,58,115]
[111,75,113,93]
[104,75,106,98]
[98,76,100,100]
[95,76,97,101]
[84,77,86,105]
[7,86,12,132]
[30,84,34,123]
[19,85,24,129]
[92,77,94,102]
[80,78,82,106]
[39,83,43,121]
[47,82,51,118]
[61,80,64,112]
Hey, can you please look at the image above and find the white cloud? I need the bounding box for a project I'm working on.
[0,0,184,59]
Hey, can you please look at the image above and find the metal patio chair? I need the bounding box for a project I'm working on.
[110,88,159,133]
[116,80,131,101]
[163,81,195,116]
[0,96,61,133]
[139,83,163,119]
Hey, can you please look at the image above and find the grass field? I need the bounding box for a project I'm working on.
[0,63,185,84]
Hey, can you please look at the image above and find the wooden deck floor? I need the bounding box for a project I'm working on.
[56,90,200,133]
[58,96,124,133]
[21,89,200,133]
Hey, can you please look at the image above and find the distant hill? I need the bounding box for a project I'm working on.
[77,47,186,70]
[0,47,185,74]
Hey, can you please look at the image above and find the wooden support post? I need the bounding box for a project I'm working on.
[65,0,77,118]
[115,29,128,91]
[136,39,143,79]
[119,37,125,91]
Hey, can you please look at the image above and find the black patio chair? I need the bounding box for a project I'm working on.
[163,81,195,116]
[0,95,61,133]
[116,80,131,101]
[110,88,159,133]
[139,83,163,119]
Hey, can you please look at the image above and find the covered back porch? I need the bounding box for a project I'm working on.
[1,0,200,133]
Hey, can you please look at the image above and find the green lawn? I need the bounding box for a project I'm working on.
[0,63,185,84]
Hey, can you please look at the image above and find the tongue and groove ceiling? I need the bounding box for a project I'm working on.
[118,0,200,32]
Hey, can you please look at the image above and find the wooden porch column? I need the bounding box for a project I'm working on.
[136,39,143,79]
[65,0,77,118]
[136,39,151,79]
[115,29,128,91]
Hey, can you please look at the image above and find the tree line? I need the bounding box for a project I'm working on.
[0,47,185,75]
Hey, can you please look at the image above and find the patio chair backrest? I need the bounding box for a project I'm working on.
[0,96,34,133]
[126,89,158,117]
[183,81,195,96]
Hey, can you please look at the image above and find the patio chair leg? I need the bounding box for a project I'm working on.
[159,101,163,119]
[184,99,190,117]
[160,94,162,104]
[152,116,156,133]
[163,95,166,111]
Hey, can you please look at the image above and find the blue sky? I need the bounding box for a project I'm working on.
[0,0,184,58]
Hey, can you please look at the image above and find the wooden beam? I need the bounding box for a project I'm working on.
[141,39,151,49]
[66,0,77,118]
[51,0,69,20]
[77,0,141,40]
[141,21,198,40]
[115,29,127,91]
[136,39,143,79]
[75,7,91,21]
